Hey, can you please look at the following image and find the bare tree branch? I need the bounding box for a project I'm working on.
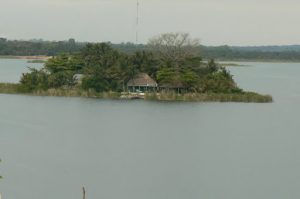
[148,32,200,67]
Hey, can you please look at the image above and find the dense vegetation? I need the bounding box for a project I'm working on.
[0,38,84,56]
[201,45,300,61]
[18,36,242,94]
[1,37,300,61]
[0,33,272,102]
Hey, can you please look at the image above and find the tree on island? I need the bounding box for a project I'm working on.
[19,32,242,94]
[80,43,123,92]
[148,33,237,92]
[148,33,200,67]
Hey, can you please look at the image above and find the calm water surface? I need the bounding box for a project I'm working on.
[0,59,43,83]
[0,60,300,199]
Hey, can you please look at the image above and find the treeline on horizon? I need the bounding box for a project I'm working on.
[1,37,300,61]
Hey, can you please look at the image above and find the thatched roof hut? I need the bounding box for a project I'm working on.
[127,73,158,87]
[159,81,187,93]
[127,73,157,92]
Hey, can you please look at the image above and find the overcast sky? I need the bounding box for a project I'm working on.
[1,0,300,45]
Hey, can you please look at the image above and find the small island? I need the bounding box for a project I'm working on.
[0,33,272,103]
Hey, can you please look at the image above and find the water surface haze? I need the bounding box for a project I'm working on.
[0,60,300,199]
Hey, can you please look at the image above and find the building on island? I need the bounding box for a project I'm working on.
[73,74,85,85]
[159,82,187,93]
[127,73,158,92]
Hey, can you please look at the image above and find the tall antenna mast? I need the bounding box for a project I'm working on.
[136,0,139,45]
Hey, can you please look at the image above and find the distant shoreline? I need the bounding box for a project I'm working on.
[219,63,248,67]
[1,56,299,63]
[1,56,300,63]
[216,59,300,63]
[0,55,51,60]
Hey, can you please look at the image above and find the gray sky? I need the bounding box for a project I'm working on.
[1,0,300,45]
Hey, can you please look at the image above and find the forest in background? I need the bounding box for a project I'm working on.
[1,37,300,61]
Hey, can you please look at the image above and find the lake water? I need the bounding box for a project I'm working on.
[0,59,43,83]
[0,59,300,199]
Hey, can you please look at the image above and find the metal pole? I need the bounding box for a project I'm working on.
[136,0,139,45]
[82,187,86,199]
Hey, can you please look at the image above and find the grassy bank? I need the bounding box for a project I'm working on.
[32,88,121,99]
[0,83,121,99]
[145,92,273,103]
[0,83,23,94]
[0,83,272,103]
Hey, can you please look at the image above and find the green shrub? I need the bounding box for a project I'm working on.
[19,68,49,92]
[47,71,75,88]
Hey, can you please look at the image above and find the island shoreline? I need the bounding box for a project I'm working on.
[0,83,273,103]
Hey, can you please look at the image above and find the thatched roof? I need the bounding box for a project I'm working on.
[127,73,158,87]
